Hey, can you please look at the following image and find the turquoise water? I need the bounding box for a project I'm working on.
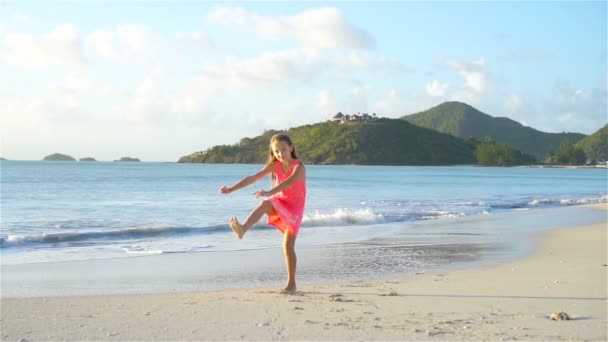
[1,161,606,265]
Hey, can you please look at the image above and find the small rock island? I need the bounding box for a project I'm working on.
[114,157,141,162]
[43,153,76,161]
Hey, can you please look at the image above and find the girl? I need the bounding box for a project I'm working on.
[219,134,306,295]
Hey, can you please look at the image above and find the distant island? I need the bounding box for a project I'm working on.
[179,101,605,167]
[79,157,97,162]
[43,153,76,161]
[0,157,6,161]
[114,157,141,162]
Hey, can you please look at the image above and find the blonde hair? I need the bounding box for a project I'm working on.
[267,134,298,165]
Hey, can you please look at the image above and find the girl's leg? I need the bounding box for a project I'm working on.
[280,229,297,294]
[229,200,273,239]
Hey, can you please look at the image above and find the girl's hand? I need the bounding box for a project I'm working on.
[219,186,232,194]
[253,190,270,198]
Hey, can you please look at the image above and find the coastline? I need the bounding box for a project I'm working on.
[2,204,605,298]
[1,204,606,341]
[528,164,608,169]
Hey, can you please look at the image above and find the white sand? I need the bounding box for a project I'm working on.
[2,204,606,341]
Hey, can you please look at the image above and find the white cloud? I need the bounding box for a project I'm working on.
[121,76,169,123]
[343,50,370,68]
[502,94,537,127]
[498,48,551,64]
[336,51,411,75]
[465,73,486,93]
[98,69,217,129]
[374,88,444,117]
[10,10,31,23]
[545,81,607,133]
[207,6,375,50]
[65,72,89,91]
[315,86,387,121]
[202,48,326,88]
[374,89,405,116]
[0,92,189,161]
[479,81,606,135]
[169,73,218,117]
[191,47,408,92]
[47,72,89,108]
[447,58,488,93]
[317,89,334,109]
[176,31,214,50]
[86,24,153,62]
[86,30,114,59]
[2,23,85,67]
[102,84,132,97]
[426,80,449,97]
[351,84,371,96]
[348,84,372,111]
[117,25,148,51]
[504,94,523,117]
[206,6,249,25]
[288,7,375,49]
[0,96,45,128]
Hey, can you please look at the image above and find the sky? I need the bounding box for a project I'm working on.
[0,1,606,162]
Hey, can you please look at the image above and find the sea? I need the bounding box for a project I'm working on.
[1,161,607,296]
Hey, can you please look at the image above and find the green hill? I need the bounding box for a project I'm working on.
[401,101,586,160]
[575,124,608,161]
[179,118,476,165]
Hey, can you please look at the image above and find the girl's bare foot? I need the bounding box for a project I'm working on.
[280,285,297,295]
[229,217,246,239]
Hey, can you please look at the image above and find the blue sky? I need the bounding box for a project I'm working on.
[1,1,606,161]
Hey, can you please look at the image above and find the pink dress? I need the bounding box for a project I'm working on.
[267,159,306,236]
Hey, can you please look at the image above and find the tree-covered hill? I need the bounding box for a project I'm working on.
[401,101,586,160]
[179,118,476,165]
[575,124,608,162]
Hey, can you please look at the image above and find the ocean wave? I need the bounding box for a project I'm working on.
[485,194,607,210]
[529,194,608,207]
[302,208,385,226]
[121,244,212,255]
[304,194,607,227]
[2,194,605,250]
[529,198,558,206]
[418,212,467,220]
[0,225,227,249]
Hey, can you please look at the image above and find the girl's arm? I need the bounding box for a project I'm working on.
[220,163,274,195]
[254,163,306,198]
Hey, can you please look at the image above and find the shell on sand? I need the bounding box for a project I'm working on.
[549,311,570,320]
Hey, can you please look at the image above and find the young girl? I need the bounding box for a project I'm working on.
[219,134,306,294]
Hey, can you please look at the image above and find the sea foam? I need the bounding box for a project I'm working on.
[302,208,385,226]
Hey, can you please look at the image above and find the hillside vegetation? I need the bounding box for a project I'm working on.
[575,124,608,162]
[180,119,475,165]
[401,102,586,160]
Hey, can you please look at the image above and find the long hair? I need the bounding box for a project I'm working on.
[267,134,298,184]
[267,134,298,165]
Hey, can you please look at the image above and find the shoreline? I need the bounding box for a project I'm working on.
[2,204,606,341]
[2,204,606,298]
[528,164,608,169]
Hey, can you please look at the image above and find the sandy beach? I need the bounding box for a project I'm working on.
[2,204,606,341]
